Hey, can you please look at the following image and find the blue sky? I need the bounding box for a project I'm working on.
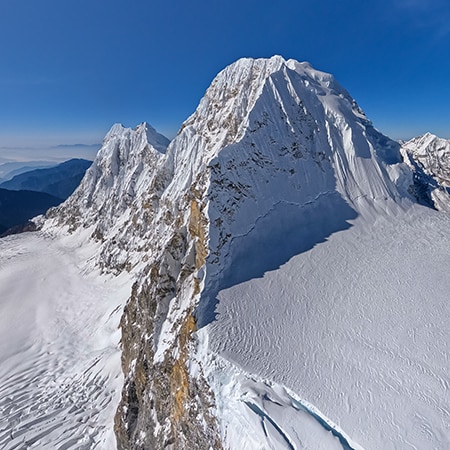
[1,0,449,161]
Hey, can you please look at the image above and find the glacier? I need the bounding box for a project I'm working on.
[0,55,450,449]
[0,229,133,448]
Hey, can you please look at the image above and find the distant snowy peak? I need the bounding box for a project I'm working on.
[46,122,171,251]
[76,122,169,210]
[401,133,450,210]
[402,132,450,171]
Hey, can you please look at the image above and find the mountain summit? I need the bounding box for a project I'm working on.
[4,57,450,450]
[46,56,430,450]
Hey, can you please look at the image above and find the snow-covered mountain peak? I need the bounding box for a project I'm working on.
[178,56,287,145]
[403,132,446,155]
[143,57,413,330]
[179,56,335,145]
[168,56,405,207]
[85,122,169,191]
[45,122,172,266]
[104,122,126,139]
[400,132,450,210]
[38,56,446,450]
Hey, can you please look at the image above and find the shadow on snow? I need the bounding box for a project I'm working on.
[196,191,357,328]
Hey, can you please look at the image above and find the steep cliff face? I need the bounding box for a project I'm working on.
[401,132,450,211]
[44,56,418,449]
[45,120,220,448]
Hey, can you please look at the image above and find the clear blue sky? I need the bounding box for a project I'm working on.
[1,0,449,161]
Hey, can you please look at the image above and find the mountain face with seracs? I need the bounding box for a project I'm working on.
[400,132,450,210]
[43,56,433,449]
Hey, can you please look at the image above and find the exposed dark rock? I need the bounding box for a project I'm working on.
[0,220,37,238]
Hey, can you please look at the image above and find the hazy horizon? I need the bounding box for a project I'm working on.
[1,0,450,162]
[1,120,446,165]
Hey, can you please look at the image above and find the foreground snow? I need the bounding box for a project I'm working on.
[0,230,132,449]
[2,203,449,449]
[202,204,450,450]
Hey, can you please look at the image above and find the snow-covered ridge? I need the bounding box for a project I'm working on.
[30,56,450,449]
[401,132,450,210]
[188,56,410,317]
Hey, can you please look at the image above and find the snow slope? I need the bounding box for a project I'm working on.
[0,229,133,449]
[203,204,450,450]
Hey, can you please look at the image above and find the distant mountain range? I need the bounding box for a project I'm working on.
[0,158,92,235]
[0,158,92,199]
[0,161,57,183]
[0,188,62,235]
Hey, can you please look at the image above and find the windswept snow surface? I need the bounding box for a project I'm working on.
[0,230,132,449]
[203,203,450,450]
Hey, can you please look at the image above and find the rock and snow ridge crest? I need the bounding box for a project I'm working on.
[46,55,408,272]
[400,132,450,211]
[41,56,442,449]
[48,55,406,238]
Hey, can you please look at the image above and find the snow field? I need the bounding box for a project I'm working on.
[205,205,450,449]
[0,231,133,449]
